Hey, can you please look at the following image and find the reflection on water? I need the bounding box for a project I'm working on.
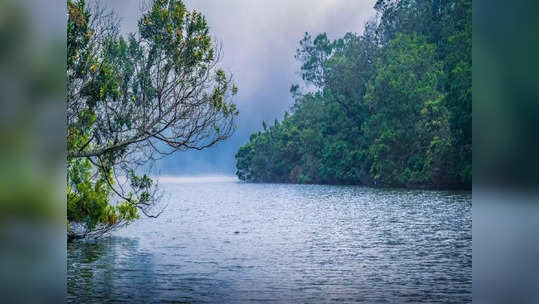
[68,182,472,303]
[67,237,160,303]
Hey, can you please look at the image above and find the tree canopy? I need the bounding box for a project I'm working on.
[235,0,471,189]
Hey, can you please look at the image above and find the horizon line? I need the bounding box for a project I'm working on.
[157,175,239,184]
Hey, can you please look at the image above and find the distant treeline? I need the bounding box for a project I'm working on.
[235,0,471,189]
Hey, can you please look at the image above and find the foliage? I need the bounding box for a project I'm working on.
[236,0,471,189]
[67,0,238,239]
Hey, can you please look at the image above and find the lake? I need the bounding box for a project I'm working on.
[67,179,472,303]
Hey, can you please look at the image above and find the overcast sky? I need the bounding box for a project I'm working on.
[105,0,376,176]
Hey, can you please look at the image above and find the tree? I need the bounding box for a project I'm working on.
[364,34,446,187]
[442,0,472,184]
[67,0,238,240]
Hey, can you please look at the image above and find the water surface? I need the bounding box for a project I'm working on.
[68,180,472,303]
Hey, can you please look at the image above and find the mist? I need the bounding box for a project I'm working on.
[105,0,376,175]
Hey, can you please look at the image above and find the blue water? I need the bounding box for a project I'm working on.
[67,180,472,303]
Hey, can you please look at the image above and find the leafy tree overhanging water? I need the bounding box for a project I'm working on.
[67,0,238,240]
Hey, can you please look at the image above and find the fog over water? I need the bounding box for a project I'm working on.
[105,0,376,175]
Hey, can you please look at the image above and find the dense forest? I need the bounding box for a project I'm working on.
[235,0,471,189]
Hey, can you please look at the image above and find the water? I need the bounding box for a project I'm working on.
[67,180,472,303]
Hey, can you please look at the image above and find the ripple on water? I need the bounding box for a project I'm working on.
[68,182,472,303]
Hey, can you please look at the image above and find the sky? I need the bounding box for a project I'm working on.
[106,0,376,176]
